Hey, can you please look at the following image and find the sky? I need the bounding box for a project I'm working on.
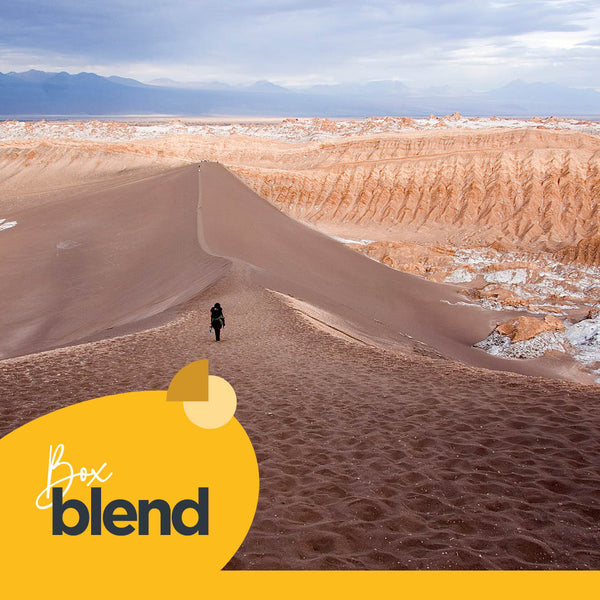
[0,0,599,91]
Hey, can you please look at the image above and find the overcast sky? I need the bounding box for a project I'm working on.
[0,0,599,90]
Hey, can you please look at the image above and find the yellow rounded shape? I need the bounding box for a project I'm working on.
[184,376,237,429]
[0,389,259,584]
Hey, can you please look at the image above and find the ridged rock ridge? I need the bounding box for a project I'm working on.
[555,236,600,266]
[231,129,600,251]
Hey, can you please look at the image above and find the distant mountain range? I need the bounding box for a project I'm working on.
[0,70,598,117]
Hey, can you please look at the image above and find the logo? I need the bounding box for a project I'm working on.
[1,361,259,576]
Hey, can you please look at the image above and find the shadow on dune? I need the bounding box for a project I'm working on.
[198,161,570,380]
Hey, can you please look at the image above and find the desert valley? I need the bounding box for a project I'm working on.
[1,115,599,569]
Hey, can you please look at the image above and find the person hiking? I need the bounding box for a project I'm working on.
[210,302,225,341]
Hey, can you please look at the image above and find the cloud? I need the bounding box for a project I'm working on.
[0,1,598,88]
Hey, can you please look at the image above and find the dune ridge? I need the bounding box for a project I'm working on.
[2,125,600,337]
[199,161,587,380]
[3,126,600,365]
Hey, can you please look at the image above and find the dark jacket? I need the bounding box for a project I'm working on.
[210,306,225,328]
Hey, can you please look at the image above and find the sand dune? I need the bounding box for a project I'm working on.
[199,161,582,380]
[0,165,228,358]
[0,155,572,377]
[4,128,599,322]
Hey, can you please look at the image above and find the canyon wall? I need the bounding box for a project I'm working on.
[225,129,600,254]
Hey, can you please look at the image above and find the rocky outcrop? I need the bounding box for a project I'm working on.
[476,313,600,378]
[475,316,568,359]
[494,316,565,342]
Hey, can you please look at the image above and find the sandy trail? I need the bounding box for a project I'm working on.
[1,262,599,569]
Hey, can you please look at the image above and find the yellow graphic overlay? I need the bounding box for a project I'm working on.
[167,359,209,403]
[0,361,259,588]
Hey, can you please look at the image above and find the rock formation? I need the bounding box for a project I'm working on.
[494,315,565,343]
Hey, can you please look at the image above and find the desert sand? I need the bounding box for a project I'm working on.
[1,120,600,569]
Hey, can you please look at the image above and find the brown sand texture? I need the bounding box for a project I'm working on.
[1,161,600,569]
